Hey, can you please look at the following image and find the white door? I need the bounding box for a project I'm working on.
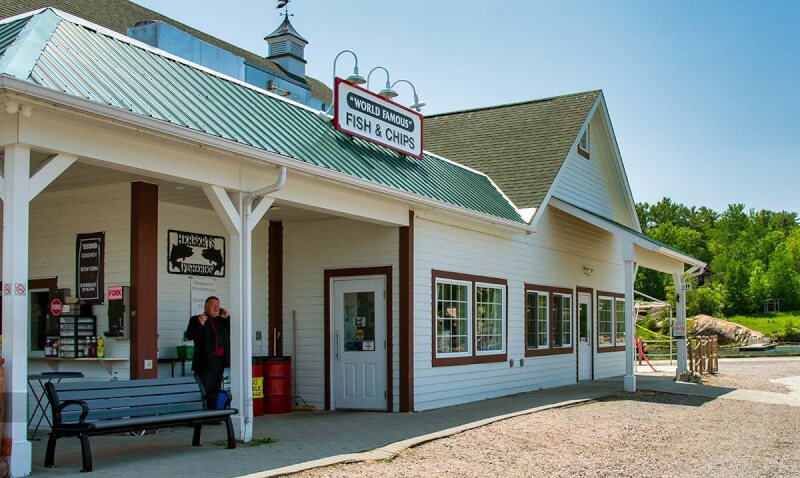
[577,292,592,381]
[332,277,387,410]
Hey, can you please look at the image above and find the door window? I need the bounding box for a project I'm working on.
[579,303,589,341]
[343,291,375,352]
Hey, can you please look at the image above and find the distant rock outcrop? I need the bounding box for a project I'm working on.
[691,314,764,345]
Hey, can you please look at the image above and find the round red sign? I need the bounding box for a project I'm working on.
[50,298,63,316]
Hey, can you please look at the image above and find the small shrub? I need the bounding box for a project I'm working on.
[782,320,800,342]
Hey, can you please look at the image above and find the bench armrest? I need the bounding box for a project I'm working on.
[57,400,90,423]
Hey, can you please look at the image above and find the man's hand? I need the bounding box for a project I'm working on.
[198,314,208,326]
[220,308,230,319]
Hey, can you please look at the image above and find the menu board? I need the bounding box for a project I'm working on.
[76,232,104,303]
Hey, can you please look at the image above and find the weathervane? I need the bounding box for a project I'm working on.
[277,0,293,18]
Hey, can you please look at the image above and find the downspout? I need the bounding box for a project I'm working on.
[240,166,287,441]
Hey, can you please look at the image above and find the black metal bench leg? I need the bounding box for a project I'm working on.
[225,417,236,449]
[79,433,93,473]
[44,434,57,468]
[192,425,202,446]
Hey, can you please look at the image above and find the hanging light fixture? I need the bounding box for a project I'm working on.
[392,79,426,112]
[367,66,398,100]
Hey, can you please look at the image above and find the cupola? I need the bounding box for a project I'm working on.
[264,16,308,78]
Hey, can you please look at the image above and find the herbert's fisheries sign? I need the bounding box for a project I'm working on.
[334,78,423,159]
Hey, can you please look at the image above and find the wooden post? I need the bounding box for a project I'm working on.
[687,338,694,373]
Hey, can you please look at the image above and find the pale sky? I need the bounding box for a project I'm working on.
[133,0,800,214]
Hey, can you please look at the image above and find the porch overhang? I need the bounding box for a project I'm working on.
[549,198,706,273]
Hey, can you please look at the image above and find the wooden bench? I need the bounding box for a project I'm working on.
[44,376,238,472]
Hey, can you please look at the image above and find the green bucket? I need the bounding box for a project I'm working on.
[177,345,194,360]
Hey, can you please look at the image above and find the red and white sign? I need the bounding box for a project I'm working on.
[2,283,10,296]
[108,286,124,301]
[50,298,63,316]
[333,78,424,159]
[15,283,26,296]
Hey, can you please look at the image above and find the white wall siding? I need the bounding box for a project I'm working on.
[413,207,626,410]
[29,184,132,356]
[156,202,270,362]
[594,351,626,379]
[551,111,636,228]
[283,217,399,411]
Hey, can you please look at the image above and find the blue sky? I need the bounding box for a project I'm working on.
[133,0,799,213]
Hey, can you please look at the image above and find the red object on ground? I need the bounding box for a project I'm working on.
[252,361,264,416]
[50,298,63,316]
[264,357,291,413]
[636,335,658,373]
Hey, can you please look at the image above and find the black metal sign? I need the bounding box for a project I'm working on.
[76,232,104,303]
[167,230,226,277]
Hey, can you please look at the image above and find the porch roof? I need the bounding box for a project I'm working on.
[0,9,526,225]
[550,198,706,271]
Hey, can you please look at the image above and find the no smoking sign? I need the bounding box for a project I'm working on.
[15,283,26,296]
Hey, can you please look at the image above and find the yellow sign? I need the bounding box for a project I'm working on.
[252,377,264,398]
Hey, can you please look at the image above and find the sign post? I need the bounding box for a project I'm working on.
[333,78,424,159]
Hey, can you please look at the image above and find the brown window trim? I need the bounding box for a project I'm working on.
[431,270,508,367]
[577,147,590,160]
[524,284,575,357]
[596,291,625,353]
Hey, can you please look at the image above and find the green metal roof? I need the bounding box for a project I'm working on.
[0,0,331,105]
[0,9,524,224]
[425,91,601,210]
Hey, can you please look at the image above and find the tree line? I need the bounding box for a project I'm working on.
[636,198,800,316]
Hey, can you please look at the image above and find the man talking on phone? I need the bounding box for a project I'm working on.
[185,296,231,397]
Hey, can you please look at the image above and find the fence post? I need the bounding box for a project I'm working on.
[687,338,694,373]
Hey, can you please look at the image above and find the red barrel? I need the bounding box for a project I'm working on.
[264,356,291,413]
[252,359,264,417]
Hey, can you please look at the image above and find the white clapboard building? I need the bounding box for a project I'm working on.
[0,6,703,476]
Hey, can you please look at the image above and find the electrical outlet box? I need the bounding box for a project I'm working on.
[144,359,153,370]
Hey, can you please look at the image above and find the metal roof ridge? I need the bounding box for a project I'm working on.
[422,148,523,219]
[426,90,603,118]
[0,8,61,80]
[0,7,47,25]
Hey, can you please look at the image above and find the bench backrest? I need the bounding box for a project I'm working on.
[46,376,205,426]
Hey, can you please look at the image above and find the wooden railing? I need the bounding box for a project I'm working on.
[688,335,719,375]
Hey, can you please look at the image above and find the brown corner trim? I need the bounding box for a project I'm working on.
[324,266,393,412]
[268,221,284,356]
[596,290,626,353]
[431,270,509,367]
[399,211,414,412]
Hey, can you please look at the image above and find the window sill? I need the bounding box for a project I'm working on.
[577,147,590,160]
[432,353,507,367]
[597,345,625,353]
[525,347,573,357]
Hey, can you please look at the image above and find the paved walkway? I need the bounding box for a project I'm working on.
[27,370,798,477]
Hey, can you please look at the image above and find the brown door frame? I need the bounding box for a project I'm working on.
[576,286,594,382]
[324,266,393,412]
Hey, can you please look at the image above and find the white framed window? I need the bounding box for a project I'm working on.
[526,290,549,350]
[435,279,472,357]
[553,293,572,348]
[598,296,614,347]
[578,128,590,158]
[476,283,506,355]
[615,298,626,345]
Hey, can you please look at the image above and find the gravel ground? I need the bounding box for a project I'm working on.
[704,359,800,393]
[297,360,800,478]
